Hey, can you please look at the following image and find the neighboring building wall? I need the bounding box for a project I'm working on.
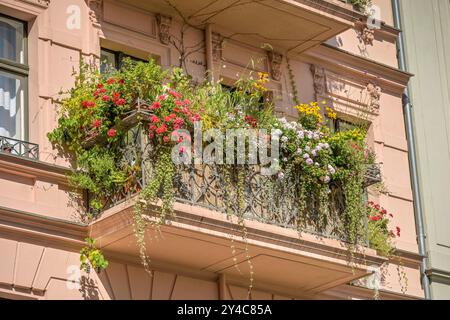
[400,0,450,299]
[0,0,423,299]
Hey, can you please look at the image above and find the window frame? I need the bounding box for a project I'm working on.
[100,47,146,73]
[0,13,29,141]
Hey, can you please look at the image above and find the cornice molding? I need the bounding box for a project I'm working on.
[0,206,87,248]
[0,153,71,186]
[16,0,50,8]
[301,43,413,95]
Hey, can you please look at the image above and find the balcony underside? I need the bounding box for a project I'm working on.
[122,0,354,54]
[90,198,386,296]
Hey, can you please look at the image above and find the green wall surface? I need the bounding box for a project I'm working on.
[400,0,450,299]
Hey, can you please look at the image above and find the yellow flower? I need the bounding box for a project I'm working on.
[326,107,337,120]
[294,102,323,123]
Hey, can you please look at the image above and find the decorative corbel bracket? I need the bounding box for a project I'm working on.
[267,51,283,81]
[355,19,375,46]
[156,14,172,45]
[87,0,103,26]
[366,82,382,112]
[212,32,223,62]
[310,64,327,100]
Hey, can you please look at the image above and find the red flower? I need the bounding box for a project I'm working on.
[97,83,104,89]
[99,88,106,94]
[163,136,170,143]
[107,78,115,85]
[183,99,191,105]
[370,216,381,222]
[151,102,161,110]
[118,79,124,84]
[151,115,160,124]
[92,119,102,128]
[102,95,110,102]
[112,92,120,101]
[245,115,258,128]
[82,101,95,108]
[168,89,182,99]
[396,227,401,237]
[175,100,183,106]
[82,101,89,108]
[107,128,117,137]
[173,107,180,113]
[158,95,166,101]
[179,146,185,153]
[169,113,176,119]
[155,124,168,134]
[149,124,157,131]
[164,116,172,122]
[115,98,126,106]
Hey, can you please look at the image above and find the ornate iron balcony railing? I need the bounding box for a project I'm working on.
[85,105,377,246]
[0,135,39,160]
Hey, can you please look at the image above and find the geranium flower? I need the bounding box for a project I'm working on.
[112,92,120,101]
[107,78,115,85]
[102,95,110,102]
[158,95,166,101]
[156,124,168,134]
[151,115,160,123]
[163,136,170,143]
[115,98,126,106]
[97,83,104,89]
[118,79,124,84]
[164,116,172,122]
[151,102,161,110]
[92,119,102,128]
[396,227,401,237]
[107,128,116,137]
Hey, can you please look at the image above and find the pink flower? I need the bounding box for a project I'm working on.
[107,128,116,137]
[179,146,185,153]
[169,89,182,99]
[183,99,191,105]
[175,100,183,106]
[158,95,166,101]
[163,136,170,143]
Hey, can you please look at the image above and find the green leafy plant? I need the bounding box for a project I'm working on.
[80,237,109,273]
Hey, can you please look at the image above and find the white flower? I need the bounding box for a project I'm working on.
[307,132,313,139]
[315,162,320,167]
[296,148,302,155]
[323,143,330,149]
[306,158,314,165]
[282,157,288,162]
[303,153,310,159]
[297,131,305,139]
[313,133,320,141]
[328,164,336,174]
[322,176,331,184]
[278,171,285,179]
[312,150,317,157]
[305,146,311,152]
[281,136,289,142]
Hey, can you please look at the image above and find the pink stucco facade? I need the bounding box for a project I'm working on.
[0,0,423,300]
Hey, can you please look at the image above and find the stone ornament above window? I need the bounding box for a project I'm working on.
[156,14,172,45]
[267,51,283,81]
[310,64,327,100]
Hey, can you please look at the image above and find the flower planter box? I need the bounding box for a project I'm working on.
[83,99,154,148]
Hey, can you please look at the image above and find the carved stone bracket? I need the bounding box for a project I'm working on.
[156,14,172,45]
[310,64,327,100]
[267,51,283,81]
[355,20,375,46]
[87,0,103,26]
[366,82,381,111]
[211,32,223,62]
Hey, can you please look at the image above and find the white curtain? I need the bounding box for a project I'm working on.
[0,19,22,140]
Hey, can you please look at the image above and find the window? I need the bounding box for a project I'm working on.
[100,48,145,73]
[331,118,357,133]
[0,15,27,141]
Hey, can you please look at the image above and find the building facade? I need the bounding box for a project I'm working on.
[399,0,450,300]
[0,0,427,300]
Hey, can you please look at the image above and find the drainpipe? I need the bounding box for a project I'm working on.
[392,0,431,300]
[205,24,214,82]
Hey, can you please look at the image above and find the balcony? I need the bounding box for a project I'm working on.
[86,102,385,295]
[108,0,358,54]
[0,136,39,160]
